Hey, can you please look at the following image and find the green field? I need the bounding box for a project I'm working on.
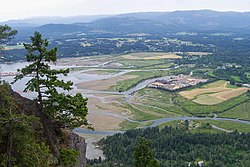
[175,93,249,115]
[119,120,140,130]
[66,52,250,131]
[159,120,250,133]
[207,71,217,78]
[127,86,250,119]
[179,80,248,105]
[116,67,189,92]
[231,75,243,82]
[219,99,250,120]
[132,88,188,116]
[84,69,121,75]
[194,120,250,133]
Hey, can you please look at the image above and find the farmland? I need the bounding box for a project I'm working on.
[179,80,249,105]
[59,53,250,129]
[122,52,182,60]
[4,52,250,132]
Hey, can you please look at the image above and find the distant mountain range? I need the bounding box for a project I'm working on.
[1,15,113,27]
[2,10,250,37]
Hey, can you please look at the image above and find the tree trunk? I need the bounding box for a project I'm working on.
[7,121,13,167]
[37,105,60,157]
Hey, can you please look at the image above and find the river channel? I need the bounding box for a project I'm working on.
[2,61,250,159]
[1,61,250,135]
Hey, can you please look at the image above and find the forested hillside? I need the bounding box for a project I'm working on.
[93,126,250,167]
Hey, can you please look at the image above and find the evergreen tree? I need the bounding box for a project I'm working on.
[0,25,17,46]
[0,83,54,167]
[13,32,90,157]
[134,137,160,167]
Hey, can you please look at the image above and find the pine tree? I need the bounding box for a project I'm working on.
[0,25,17,46]
[0,83,54,167]
[134,137,160,167]
[13,32,90,156]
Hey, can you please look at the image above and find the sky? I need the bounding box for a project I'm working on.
[1,0,250,22]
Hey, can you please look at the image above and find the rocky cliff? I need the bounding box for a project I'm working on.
[68,133,87,167]
[0,84,87,167]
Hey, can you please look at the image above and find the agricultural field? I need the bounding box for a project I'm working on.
[219,99,250,120]
[122,52,182,60]
[128,85,250,117]
[179,80,248,105]
[69,51,249,128]
[55,53,250,131]
[3,51,250,132]
[1,44,24,50]
[186,52,212,56]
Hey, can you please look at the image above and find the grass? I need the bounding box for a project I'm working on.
[128,86,250,118]
[207,71,217,78]
[133,88,189,116]
[175,93,249,115]
[203,80,227,88]
[120,120,154,130]
[159,120,250,133]
[245,72,250,78]
[138,121,154,128]
[118,59,166,69]
[191,126,220,133]
[69,67,91,71]
[226,84,239,89]
[122,52,182,60]
[84,69,121,75]
[193,94,224,105]
[132,86,249,116]
[194,120,250,133]
[124,103,160,121]
[179,80,248,105]
[219,99,250,121]
[231,76,243,83]
[116,67,189,92]
[119,120,140,130]
[137,63,174,70]
[116,71,168,92]
[158,120,180,129]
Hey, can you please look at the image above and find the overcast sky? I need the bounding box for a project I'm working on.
[1,0,250,22]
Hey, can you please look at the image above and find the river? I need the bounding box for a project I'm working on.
[2,61,250,133]
[74,116,250,135]
[2,61,250,160]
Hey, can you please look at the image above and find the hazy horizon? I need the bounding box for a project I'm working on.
[1,0,250,22]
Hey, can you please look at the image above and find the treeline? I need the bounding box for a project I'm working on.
[90,126,250,167]
[213,67,250,84]
[4,31,250,62]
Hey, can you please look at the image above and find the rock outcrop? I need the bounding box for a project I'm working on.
[4,86,87,167]
[68,132,87,167]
